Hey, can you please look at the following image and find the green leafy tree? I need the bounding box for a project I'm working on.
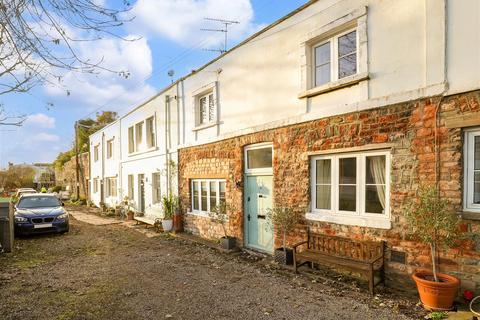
[266,206,301,252]
[405,185,463,282]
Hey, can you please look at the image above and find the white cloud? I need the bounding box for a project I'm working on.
[43,36,156,112]
[129,0,260,49]
[25,113,56,129]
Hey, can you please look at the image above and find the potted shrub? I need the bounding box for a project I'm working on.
[161,194,177,232]
[406,185,463,311]
[266,206,301,265]
[209,201,236,250]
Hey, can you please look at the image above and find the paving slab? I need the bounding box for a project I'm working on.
[68,210,122,226]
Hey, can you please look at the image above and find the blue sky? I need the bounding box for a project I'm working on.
[0,0,307,168]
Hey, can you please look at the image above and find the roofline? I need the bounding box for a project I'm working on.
[88,0,319,139]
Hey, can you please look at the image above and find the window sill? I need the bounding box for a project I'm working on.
[128,146,158,157]
[298,72,369,99]
[305,212,391,230]
[187,211,210,218]
[192,121,220,132]
[461,211,480,221]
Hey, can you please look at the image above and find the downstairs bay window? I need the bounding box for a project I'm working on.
[191,179,226,214]
[308,150,391,229]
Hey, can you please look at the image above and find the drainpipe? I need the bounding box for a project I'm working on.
[165,95,170,196]
[118,120,122,201]
[101,132,105,203]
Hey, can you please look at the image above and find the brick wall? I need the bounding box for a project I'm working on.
[178,91,480,293]
[55,152,90,198]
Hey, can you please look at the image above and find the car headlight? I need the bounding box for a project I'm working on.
[57,213,69,220]
[14,216,28,223]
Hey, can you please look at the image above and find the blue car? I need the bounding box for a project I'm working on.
[14,194,69,236]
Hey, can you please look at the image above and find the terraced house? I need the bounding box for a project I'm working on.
[90,0,480,292]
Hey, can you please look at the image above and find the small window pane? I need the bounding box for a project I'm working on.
[219,181,226,203]
[366,185,385,214]
[475,136,480,170]
[200,97,207,124]
[339,158,356,184]
[208,94,215,122]
[475,172,480,204]
[338,31,356,56]
[339,185,356,211]
[193,182,199,210]
[316,159,331,184]
[316,185,331,210]
[247,147,272,169]
[210,181,217,210]
[315,64,331,86]
[315,42,330,66]
[201,182,208,211]
[366,156,386,184]
[339,54,357,79]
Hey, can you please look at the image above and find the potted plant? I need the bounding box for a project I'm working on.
[406,185,463,311]
[266,206,300,265]
[209,201,236,250]
[161,194,177,232]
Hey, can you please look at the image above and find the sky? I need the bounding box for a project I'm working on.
[0,0,307,169]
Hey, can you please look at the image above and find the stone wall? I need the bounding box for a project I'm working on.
[55,152,90,198]
[178,91,480,293]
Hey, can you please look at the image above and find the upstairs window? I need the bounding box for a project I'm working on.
[198,92,215,126]
[313,29,357,87]
[464,129,480,212]
[128,127,134,153]
[94,145,99,162]
[135,121,143,152]
[146,116,155,148]
[106,139,114,159]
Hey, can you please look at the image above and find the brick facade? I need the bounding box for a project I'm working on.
[178,91,480,293]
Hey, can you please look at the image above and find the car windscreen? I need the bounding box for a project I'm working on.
[17,196,61,208]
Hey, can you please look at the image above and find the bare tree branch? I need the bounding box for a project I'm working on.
[0,0,134,96]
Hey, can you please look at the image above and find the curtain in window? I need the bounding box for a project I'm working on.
[369,156,386,209]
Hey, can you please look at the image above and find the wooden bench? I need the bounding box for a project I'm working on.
[293,231,385,294]
[134,216,162,232]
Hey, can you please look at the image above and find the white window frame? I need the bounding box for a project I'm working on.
[192,81,219,130]
[244,143,274,175]
[312,27,358,88]
[464,129,480,212]
[146,116,156,149]
[152,172,161,205]
[94,145,99,162]
[93,178,98,193]
[106,177,117,197]
[128,115,157,155]
[134,121,144,152]
[106,138,114,159]
[307,150,391,229]
[190,179,226,216]
[127,174,134,200]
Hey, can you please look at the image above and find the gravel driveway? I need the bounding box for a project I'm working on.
[0,213,422,320]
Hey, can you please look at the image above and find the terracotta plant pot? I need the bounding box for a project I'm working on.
[127,211,134,220]
[412,269,460,311]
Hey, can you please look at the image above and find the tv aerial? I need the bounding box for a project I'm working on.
[201,17,239,55]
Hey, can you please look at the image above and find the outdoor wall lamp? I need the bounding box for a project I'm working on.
[235,180,243,189]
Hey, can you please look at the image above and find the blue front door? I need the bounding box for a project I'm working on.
[245,175,273,253]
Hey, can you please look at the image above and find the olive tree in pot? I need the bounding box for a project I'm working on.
[406,185,465,311]
[266,206,301,265]
[161,194,178,232]
[209,201,236,250]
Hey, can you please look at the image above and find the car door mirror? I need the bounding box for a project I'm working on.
[61,202,65,207]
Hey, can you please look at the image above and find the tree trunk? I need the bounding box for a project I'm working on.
[430,242,439,282]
